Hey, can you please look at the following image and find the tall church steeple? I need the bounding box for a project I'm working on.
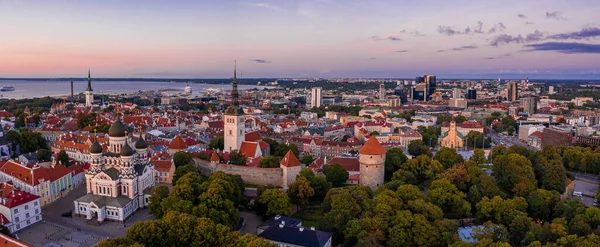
[223,61,245,152]
[85,69,94,107]
[225,61,243,115]
[86,69,93,92]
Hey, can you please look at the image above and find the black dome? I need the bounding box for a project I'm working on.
[135,134,148,149]
[90,141,102,154]
[120,143,134,157]
[108,119,127,137]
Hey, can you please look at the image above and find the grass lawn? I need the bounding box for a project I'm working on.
[293,208,323,228]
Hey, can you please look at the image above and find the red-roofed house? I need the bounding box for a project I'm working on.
[0,161,74,206]
[152,160,175,184]
[0,182,42,233]
[168,135,188,155]
[280,151,302,189]
[240,141,262,158]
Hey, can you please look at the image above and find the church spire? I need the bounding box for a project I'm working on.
[225,61,243,115]
[86,68,93,92]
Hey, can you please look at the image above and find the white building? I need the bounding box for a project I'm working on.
[449,98,467,108]
[0,183,42,233]
[311,87,322,108]
[73,119,155,223]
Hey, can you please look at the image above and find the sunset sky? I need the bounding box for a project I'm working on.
[1,0,599,79]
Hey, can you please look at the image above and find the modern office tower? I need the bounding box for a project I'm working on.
[311,87,322,108]
[507,81,518,101]
[379,83,385,100]
[467,89,477,99]
[424,75,436,100]
[521,97,537,114]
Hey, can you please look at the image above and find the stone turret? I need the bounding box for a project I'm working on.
[280,150,301,190]
[358,137,386,190]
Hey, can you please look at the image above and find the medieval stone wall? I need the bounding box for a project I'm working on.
[194,158,283,187]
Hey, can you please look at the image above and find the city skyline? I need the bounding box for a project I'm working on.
[1,0,600,79]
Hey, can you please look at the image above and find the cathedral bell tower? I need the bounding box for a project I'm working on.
[224,61,245,152]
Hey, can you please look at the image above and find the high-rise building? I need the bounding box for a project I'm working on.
[466,89,477,99]
[521,97,537,114]
[424,75,436,100]
[224,62,246,152]
[379,83,385,100]
[452,88,462,99]
[70,80,74,98]
[449,98,467,108]
[85,69,94,107]
[311,87,322,108]
[507,81,518,101]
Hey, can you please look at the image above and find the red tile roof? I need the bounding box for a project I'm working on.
[0,188,39,208]
[240,142,259,157]
[530,131,544,139]
[259,141,269,150]
[211,152,220,161]
[359,137,386,155]
[280,150,301,167]
[245,131,263,142]
[327,157,360,172]
[169,135,188,150]
[152,160,173,172]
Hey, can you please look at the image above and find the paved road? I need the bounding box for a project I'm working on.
[488,131,537,150]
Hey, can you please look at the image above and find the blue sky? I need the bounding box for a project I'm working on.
[0,0,599,79]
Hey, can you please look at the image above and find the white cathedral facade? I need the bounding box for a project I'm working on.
[73,119,155,223]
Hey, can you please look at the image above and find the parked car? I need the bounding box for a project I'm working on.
[62,211,72,217]
[573,191,583,197]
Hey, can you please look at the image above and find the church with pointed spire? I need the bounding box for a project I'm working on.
[224,62,246,152]
[85,69,94,107]
[73,117,155,223]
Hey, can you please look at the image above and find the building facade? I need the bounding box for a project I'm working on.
[0,183,42,233]
[85,70,94,107]
[440,121,465,148]
[311,87,322,108]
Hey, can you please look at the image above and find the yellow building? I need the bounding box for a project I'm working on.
[439,121,464,148]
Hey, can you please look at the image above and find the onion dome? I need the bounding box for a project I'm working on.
[90,141,102,154]
[120,141,134,157]
[135,133,148,149]
[108,119,127,137]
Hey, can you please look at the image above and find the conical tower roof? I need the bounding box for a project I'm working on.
[280,150,301,167]
[359,137,386,155]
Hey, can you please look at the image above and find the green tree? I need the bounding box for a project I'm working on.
[433,147,464,169]
[57,150,70,166]
[173,151,194,167]
[36,149,52,162]
[288,177,315,210]
[527,189,560,221]
[19,130,47,153]
[400,154,443,183]
[228,150,247,166]
[173,164,195,185]
[439,164,471,192]
[454,115,467,123]
[464,131,491,149]
[208,136,224,150]
[492,153,537,197]
[148,186,170,218]
[427,179,471,219]
[384,148,408,181]
[324,164,349,187]
[408,139,432,157]
[417,126,440,149]
[76,111,97,129]
[300,155,315,165]
[470,149,487,165]
[259,156,282,168]
[6,130,20,155]
[259,189,291,216]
